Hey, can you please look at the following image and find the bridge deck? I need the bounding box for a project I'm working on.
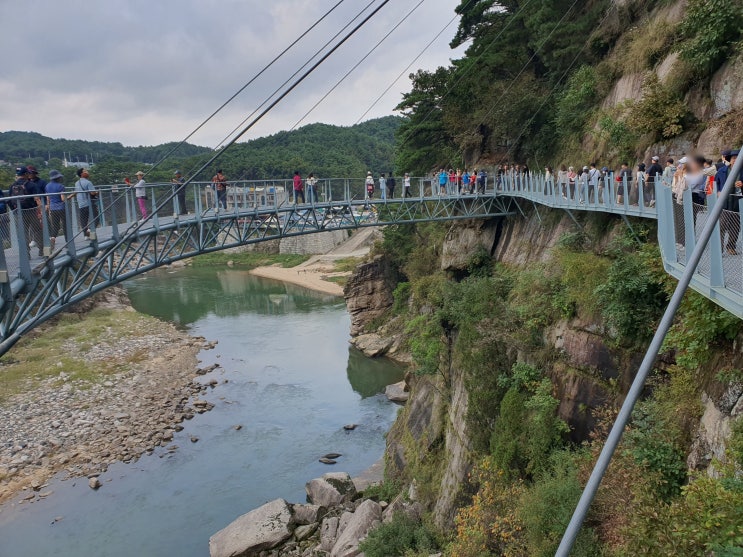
[0,173,741,354]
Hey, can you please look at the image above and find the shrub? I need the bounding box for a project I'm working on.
[490,363,569,479]
[359,512,439,557]
[663,290,742,370]
[554,66,600,139]
[392,282,411,314]
[626,76,688,140]
[517,451,601,557]
[678,0,743,77]
[623,473,743,555]
[448,457,528,557]
[596,244,668,345]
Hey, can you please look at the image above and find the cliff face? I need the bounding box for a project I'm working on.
[350,210,743,534]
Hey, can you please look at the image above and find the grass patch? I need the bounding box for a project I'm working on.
[325,275,349,288]
[333,256,362,273]
[190,252,309,269]
[0,309,165,402]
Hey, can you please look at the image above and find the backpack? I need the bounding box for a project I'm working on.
[10,181,26,198]
[10,180,34,209]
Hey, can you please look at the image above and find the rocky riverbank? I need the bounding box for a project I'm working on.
[209,471,434,557]
[0,288,215,506]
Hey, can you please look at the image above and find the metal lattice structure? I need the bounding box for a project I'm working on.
[0,178,514,353]
[1,170,741,355]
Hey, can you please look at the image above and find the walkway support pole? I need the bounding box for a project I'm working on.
[556,145,743,556]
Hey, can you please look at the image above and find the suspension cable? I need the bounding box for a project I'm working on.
[353,0,474,126]
[143,0,347,178]
[289,0,428,131]
[102,0,394,252]
[179,0,380,179]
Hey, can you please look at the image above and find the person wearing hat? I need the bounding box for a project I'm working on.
[365,171,375,200]
[74,167,99,237]
[46,170,68,249]
[8,167,41,255]
[646,156,663,207]
[25,165,47,253]
[172,170,187,215]
[132,171,148,220]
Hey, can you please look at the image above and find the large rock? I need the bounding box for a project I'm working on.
[305,472,357,507]
[331,499,382,557]
[352,333,393,358]
[384,381,409,403]
[293,503,326,525]
[343,255,396,336]
[320,516,340,552]
[209,498,294,557]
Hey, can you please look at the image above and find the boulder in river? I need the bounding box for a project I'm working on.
[209,498,294,557]
[384,380,409,403]
[323,453,342,459]
[319,458,337,465]
[305,472,357,507]
[292,503,326,525]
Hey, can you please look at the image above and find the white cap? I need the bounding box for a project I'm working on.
[678,156,688,164]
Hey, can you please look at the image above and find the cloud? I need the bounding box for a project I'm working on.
[0,0,465,147]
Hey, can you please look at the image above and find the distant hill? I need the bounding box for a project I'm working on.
[0,131,211,166]
[200,116,402,180]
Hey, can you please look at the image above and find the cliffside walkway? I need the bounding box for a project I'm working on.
[497,172,743,321]
[0,172,739,354]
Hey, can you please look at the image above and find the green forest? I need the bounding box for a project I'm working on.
[0,116,401,187]
[395,0,743,174]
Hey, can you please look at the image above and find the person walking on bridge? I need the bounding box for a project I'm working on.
[212,169,228,209]
[8,167,38,255]
[133,170,148,221]
[403,173,412,198]
[26,166,46,254]
[379,173,387,201]
[75,168,99,236]
[306,173,318,203]
[46,169,67,250]
[387,173,396,199]
[365,171,375,200]
[646,155,663,207]
[292,171,304,204]
[172,170,187,215]
[438,169,447,195]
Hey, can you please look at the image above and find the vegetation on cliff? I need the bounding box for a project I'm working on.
[395,0,743,173]
[366,210,743,556]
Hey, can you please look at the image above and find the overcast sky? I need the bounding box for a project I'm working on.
[0,0,466,148]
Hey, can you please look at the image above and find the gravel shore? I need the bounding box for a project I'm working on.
[0,289,215,505]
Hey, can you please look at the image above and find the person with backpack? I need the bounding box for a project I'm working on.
[9,167,40,255]
[74,167,99,237]
[387,173,396,199]
[46,169,68,249]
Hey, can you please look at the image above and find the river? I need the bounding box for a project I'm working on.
[0,268,404,557]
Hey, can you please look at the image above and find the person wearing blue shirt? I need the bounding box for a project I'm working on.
[46,169,68,249]
[438,169,447,195]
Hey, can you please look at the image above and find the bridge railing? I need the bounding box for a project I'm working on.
[495,170,658,217]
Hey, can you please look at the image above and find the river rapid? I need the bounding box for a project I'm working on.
[0,268,403,557]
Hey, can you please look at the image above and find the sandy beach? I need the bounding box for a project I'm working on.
[249,228,379,296]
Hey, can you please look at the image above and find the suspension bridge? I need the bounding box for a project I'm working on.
[0,171,740,355]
